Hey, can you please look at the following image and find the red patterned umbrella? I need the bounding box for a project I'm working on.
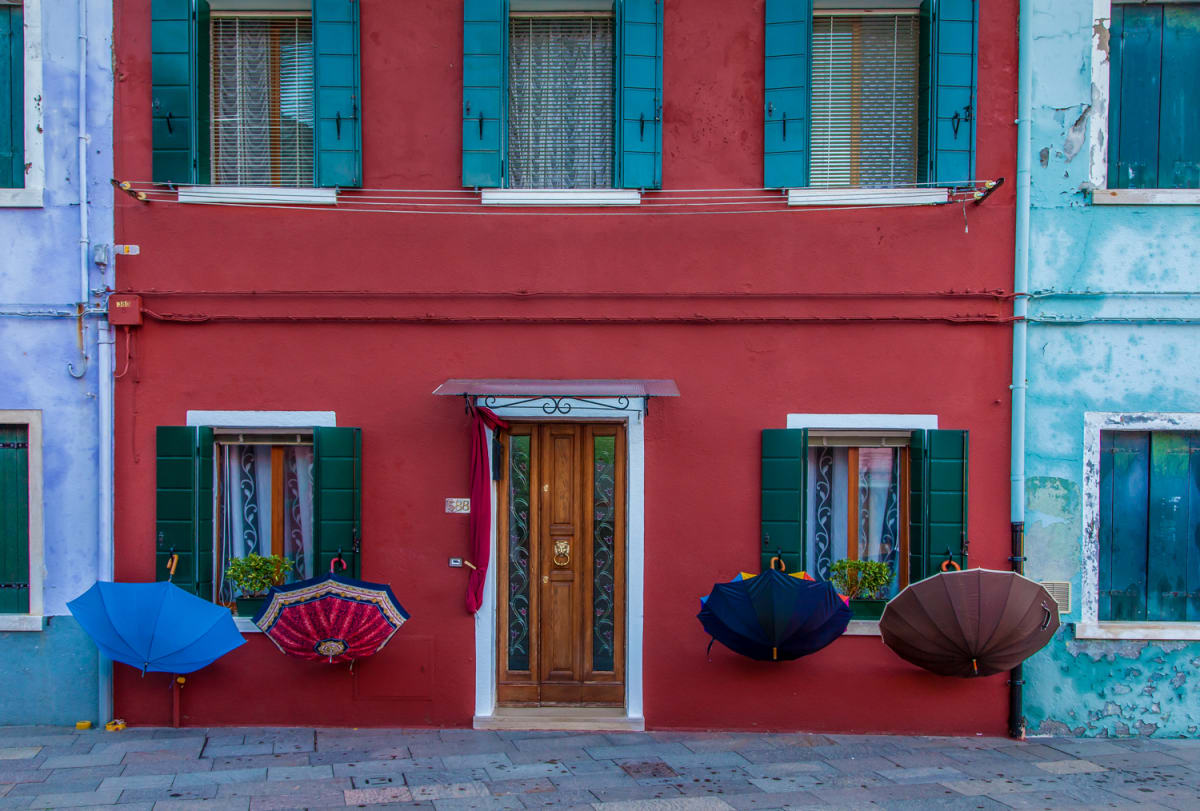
[252,574,410,663]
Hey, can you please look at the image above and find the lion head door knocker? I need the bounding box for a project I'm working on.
[553,540,571,567]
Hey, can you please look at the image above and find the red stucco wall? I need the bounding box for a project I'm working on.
[111,0,1018,733]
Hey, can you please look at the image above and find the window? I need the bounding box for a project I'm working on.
[0,412,43,629]
[214,435,315,602]
[0,0,43,205]
[764,0,977,190]
[810,11,919,187]
[461,0,663,191]
[155,424,361,602]
[1106,3,1200,191]
[151,0,361,188]
[762,426,967,598]
[211,15,314,186]
[1099,431,1200,622]
[804,434,910,597]
[507,13,614,189]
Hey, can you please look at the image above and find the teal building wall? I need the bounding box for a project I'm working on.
[1021,2,1200,736]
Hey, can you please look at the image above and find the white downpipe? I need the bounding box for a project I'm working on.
[1011,0,1032,525]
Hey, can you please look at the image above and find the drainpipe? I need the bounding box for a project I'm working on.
[76,0,113,724]
[1009,0,1034,740]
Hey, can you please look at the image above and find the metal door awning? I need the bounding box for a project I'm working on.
[433,379,680,415]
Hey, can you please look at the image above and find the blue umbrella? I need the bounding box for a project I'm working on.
[68,581,245,674]
[698,569,851,661]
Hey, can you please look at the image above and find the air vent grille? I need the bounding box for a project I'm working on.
[1040,581,1071,614]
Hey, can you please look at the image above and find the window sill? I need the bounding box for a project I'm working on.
[0,187,45,207]
[844,620,881,636]
[0,615,44,632]
[233,617,261,634]
[177,186,338,206]
[787,187,949,207]
[1091,189,1200,206]
[480,189,642,207]
[1074,621,1200,641]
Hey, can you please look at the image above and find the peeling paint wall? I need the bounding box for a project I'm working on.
[0,0,113,723]
[1023,1,1200,737]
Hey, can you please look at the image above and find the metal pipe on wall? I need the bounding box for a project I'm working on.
[1009,0,1035,740]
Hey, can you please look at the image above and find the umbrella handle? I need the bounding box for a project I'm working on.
[330,552,347,574]
[166,552,179,582]
[769,553,786,572]
[1041,601,1052,630]
[940,558,961,572]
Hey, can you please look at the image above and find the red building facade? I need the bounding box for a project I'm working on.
[111,0,1015,733]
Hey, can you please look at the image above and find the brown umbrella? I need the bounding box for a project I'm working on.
[879,569,1059,678]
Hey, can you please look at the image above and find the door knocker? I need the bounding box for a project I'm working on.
[553,540,571,567]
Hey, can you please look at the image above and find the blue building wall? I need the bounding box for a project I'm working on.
[0,0,113,724]
[1022,2,1200,737]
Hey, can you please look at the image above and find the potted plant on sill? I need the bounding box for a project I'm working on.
[224,554,291,617]
[830,559,894,620]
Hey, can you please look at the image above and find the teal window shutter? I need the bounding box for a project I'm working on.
[155,426,214,597]
[617,0,662,190]
[313,0,362,188]
[0,2,23,190]
[918,0,977,186]
[763,0,810,189]
[761,428,807,573]
[463,0,507,188]
[0,425,30,613]
[151,0,208,184]
[910,429,968,579]
[1109,5,1200,190]
[313,426,362,577]
[1099,432,1149,620]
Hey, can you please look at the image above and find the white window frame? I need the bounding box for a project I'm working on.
[786,413,937,636]
[0,410,44,631]
[186,409,335,631]
[1089,0,1200,205]
[1077,412,1200,640]
[0,0,44,207]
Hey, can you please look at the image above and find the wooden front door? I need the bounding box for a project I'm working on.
[497,423,626,706]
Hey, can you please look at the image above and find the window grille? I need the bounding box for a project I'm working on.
[811,13,919,188]
[211,16,314,187]
[508,15,614,189]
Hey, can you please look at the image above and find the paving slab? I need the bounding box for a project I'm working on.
[0,748,41,761]
[25,787,123,807]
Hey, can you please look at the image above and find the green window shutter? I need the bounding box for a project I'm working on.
[155,426,214,597]
[151,0,205,184]
[313,0,362,188]
[0,3,23,190]
[1099,432,1150,620]
[462,0,507,188]
[918,0,977,186]
[617,0,663,190]
[313,426,362,577]
[0,425,30,613]
[1109,6,1200,190]
[1147,433,1191,621]
[763,0,810,189]
[910,429,968,579]
[761,428,807,574]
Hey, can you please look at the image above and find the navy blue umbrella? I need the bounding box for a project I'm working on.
[698,569,851,661]
[68,581,245,674]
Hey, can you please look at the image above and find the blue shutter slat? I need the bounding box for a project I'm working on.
[618,0,662,190]
[763,0,811,189]
[313,0,362,188]
[151,0,198,183]
[1158,6,1200,189]
[462,0,506,188]
[920,0,977,186]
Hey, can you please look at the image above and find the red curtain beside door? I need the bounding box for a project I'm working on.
[467,405,508,614]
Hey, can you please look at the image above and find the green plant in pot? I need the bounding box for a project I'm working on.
[224,554,291,617]
[829,559,895,620]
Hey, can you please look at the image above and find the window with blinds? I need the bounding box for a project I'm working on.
[811,13,919,188]
[211,16,314,187]
[508,15,614,189]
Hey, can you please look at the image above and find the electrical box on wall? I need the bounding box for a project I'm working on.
[107,294,143,326]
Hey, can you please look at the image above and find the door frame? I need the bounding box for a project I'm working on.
[473,397,645,723]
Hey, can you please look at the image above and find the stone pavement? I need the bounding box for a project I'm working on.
[1,726,1199,810]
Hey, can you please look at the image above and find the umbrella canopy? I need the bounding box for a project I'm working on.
[698,569,851,661]
[253,574,410,663]
[67,581,245,674]
[879,568,1060,678]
